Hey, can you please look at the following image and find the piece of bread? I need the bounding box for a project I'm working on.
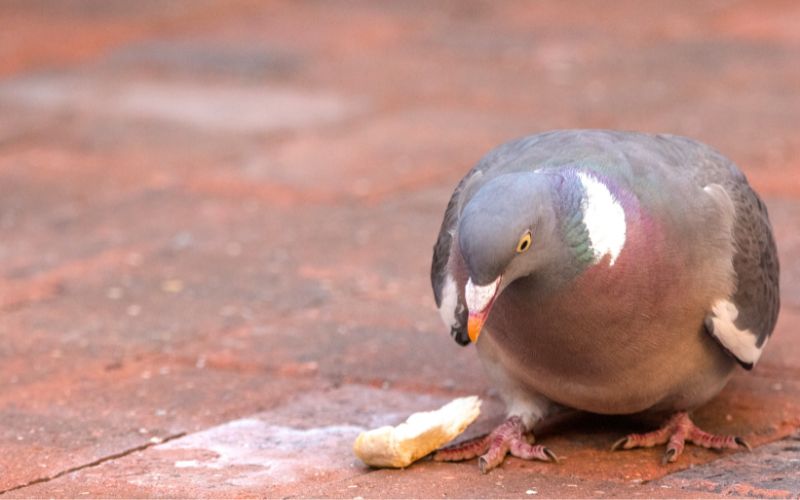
[353,395,482,468]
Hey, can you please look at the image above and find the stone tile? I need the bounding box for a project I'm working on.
[295,461,725,499]
[1,386,465,498]
[758,308,800,379]
[654,432,800,498]
[0,75,361,134]
[0,1,231,77]
[0,0,798,498]
[100,38,304,80]
[0,364,319,493]
[768,198,800,309]
[13,379,793,498]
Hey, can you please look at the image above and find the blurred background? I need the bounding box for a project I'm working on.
[1,1,798,497]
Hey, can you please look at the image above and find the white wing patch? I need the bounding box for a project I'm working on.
[708,299,765,366]
[438,273,459,328]
[577,172,627,266]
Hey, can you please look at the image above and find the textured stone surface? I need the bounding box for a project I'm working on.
[0,0,799,498]
[3,387,473,498]
[655,432,800,498]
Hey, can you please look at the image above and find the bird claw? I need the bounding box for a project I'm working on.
[610,436,629,451]
[542,446,560,463]
[435,416,558,473]
[477,456,491,474]
[477,441,557,473]
[662,447,678,464]
[612,412,750,464]
[735,436,752,451]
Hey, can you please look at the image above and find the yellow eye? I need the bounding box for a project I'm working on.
[516,231,532,253]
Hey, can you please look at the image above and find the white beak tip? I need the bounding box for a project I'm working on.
[465,276,501,313]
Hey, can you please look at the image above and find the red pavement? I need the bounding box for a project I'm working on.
[1,1,799,498]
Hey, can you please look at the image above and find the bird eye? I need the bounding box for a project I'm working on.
[516,231,532,253]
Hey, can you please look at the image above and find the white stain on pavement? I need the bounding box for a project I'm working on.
[148,418,365,486]
[121,386,466,492]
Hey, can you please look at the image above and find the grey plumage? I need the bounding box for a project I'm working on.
[431,130,779,422]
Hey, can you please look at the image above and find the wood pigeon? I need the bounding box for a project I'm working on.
[430,130,779,472]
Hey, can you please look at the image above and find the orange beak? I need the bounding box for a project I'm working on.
[464,275,502,343]
[467,311,489,343]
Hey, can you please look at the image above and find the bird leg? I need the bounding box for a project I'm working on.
[611,411,750,463]
[433,416,557,473]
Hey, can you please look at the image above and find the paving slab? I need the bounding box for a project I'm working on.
[10,381,798,498]
[655,432,800,498]
[1,0,799,498]
[0,359,320,493]
[1,386,466,498]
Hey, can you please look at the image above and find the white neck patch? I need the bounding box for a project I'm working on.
[577,171,627,266]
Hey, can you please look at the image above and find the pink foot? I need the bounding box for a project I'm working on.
[611,411,751,463]
[433,416,557,473]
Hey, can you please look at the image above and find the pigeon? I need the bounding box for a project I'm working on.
[430,130,779,472]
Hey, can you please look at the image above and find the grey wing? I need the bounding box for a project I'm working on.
[652,134,780,369]
[704,173,780,370]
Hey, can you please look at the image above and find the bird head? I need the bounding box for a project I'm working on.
[457,172,561,343]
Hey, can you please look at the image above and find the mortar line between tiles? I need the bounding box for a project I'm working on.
[0,432,187,496]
